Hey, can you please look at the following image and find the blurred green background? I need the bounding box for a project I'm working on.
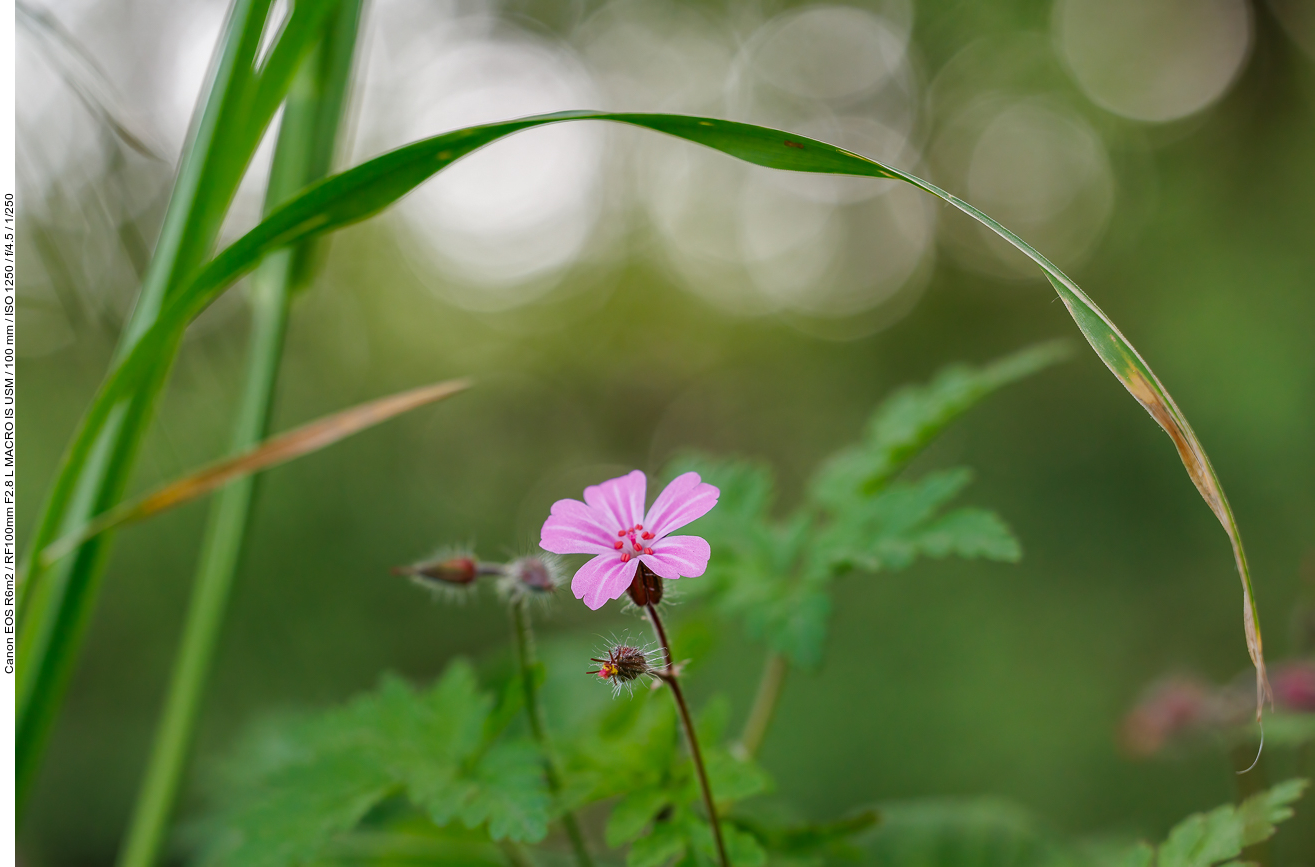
[16,0,1315,863]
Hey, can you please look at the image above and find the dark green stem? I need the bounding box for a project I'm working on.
[510,597,594,867]
[646,604,730,867]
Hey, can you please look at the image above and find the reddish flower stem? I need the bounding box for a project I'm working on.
[646,603,730,867]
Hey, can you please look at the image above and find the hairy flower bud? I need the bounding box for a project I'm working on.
[498,554,564,601]
[588,640,661,695]
[394,548,486,601]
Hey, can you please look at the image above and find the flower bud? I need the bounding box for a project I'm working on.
[393,549,483,601]
[588,640,660,695]
[627,562,664,607]
[498,554,564,600]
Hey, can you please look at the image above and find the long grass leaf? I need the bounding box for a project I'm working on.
[115,10,365,864]
[15,0,336,812]
[26,111,1271,795]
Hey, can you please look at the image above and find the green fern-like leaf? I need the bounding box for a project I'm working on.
[196,661,551,867]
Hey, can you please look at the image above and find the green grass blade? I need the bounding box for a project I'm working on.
[16,0,335,815]
[115,5,364,864]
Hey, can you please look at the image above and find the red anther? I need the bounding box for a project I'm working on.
[643,548,653,555]
[635,524,643,530]
[620,553,631,562]
[614,541,623,550]
[618,530,626,536]
[641,532,654,540]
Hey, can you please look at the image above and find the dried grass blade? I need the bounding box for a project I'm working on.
[40,379,470,566]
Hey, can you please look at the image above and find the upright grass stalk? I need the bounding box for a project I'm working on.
[15,0,337,811]
[115,5,363,865]
[736,653,788,761]
[644,601,730,867]
[509,598,595,867]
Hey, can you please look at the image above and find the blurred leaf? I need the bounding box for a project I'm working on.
[864,797,1073,867]
[628,819,688,867]
[40,379,470,565]
[461,742,552,843]
[812,341,1072,503]
[741,809,880,859]
[608,788,672,848]
[704,752,772,804]
[196,661,551,867]
[1155,778,1307,867]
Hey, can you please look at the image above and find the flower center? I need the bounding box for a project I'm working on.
[613,523,655,561]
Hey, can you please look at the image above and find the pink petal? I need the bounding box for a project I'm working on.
[540,498,614,555]
[643,472,720,539]
[583,470,647,534]
[640,535,711,580]
[571,552,640,610]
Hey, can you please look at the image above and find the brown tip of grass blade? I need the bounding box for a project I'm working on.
[39,379,472,567]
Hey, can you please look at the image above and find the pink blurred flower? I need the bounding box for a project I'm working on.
[1119,678,1212,757]
[540,470,719,610]
[1273,662,1315,712]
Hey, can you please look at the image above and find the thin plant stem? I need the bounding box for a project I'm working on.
[115,5,362,863]
[116,256,291,867]
[509,597,595,867]
[499,840,536,867]
[645,604,730,867]
[736,653,788,760]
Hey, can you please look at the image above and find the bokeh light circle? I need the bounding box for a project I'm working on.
[1054,0,1252,123]
[932,97,1113,279]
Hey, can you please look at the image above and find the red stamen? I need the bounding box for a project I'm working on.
[618,530,626,536]
[643,548,653,555]
[620,553,631,562]
[635,524,643,530]
[642,531,654,540]
[614,541,623,550]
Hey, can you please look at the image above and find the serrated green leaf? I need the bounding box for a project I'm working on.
[912,508,1022,563]
[463,741,551,842]
[1235,778,1308,847]
[197,753,397,867]
[628,819,689,867]
[809,342,1070,505]
[1157,778,1308,867]
[724,825,769,867]
[196,660,556,863]
[608,787,672,848]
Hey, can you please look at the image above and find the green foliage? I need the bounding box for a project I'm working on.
[670,344,1063,668]
[1142,779,1308,867]
[195,661,550,867]
[860,780,1309,867]
[864,797,1073,867]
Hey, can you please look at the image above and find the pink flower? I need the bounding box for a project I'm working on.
[539,470,719,610]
